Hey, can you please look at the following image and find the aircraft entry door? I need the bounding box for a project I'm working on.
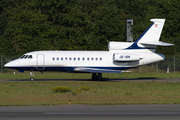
[36,54,45,70]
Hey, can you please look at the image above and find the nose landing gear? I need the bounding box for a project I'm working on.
[30,71,34,81]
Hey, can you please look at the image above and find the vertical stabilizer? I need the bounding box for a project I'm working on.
[138,19,165,44]
[126,19,173,51]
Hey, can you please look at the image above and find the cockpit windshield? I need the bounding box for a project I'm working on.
[20,55,25,59]
[24,55,29,59]
[20,55,33,59]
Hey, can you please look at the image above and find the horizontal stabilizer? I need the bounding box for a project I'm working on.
[74,68,124,73]
[140,41,174,46]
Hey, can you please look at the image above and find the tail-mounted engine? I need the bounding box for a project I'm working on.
[108,42,133,50]
[113,53,143,62]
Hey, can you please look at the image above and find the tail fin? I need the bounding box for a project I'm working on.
[127,19,173,52]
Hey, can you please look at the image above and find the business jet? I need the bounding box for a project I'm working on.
[4,19,174,81]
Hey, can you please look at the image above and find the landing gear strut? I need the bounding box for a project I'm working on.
[92,73,103,80]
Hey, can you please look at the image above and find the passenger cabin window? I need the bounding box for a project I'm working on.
[50,56,103,61]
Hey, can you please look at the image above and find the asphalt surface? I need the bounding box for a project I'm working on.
[0,105,180,120]
[0,78,180,82]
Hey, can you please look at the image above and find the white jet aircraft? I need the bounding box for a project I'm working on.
[4,19,174,81]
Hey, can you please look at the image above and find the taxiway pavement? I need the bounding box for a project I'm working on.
[0,105,180,120]
[0,78,180,82]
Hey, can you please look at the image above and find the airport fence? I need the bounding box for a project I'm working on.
[0,55,179,73]
[130,55,177,73]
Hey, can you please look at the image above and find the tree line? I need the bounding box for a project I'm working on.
[0,0,180,56]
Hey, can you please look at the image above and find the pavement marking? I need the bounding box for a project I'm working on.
[44,112,180,115]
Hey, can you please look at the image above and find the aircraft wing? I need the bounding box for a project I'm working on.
[74,68,131,73]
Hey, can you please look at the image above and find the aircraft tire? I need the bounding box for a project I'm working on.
[92,75,98,81]
[30,77,34,81]
[98,73,102,80]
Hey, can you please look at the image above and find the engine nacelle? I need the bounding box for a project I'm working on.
[113,53,142,62]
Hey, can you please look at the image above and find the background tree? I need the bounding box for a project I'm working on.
[0,0,179,56]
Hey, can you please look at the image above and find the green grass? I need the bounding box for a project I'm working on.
[0,71,180,106]
[0,81,180,106]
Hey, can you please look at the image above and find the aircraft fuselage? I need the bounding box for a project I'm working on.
[5,50,164,73]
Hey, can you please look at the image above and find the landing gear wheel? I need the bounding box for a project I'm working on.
[30,77,34,81]
[92,75,98,80]
[98,73,102,80]
[92,73,103,80]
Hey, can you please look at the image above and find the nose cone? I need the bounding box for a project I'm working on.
[4,59,19,69]
[4,63,8,67]
[4,61,14,68]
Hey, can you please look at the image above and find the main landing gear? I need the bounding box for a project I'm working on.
[92,73,103,80]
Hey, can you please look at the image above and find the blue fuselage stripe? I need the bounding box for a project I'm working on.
[6,66,133,72]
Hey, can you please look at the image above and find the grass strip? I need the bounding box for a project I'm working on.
[0,81,180,106]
